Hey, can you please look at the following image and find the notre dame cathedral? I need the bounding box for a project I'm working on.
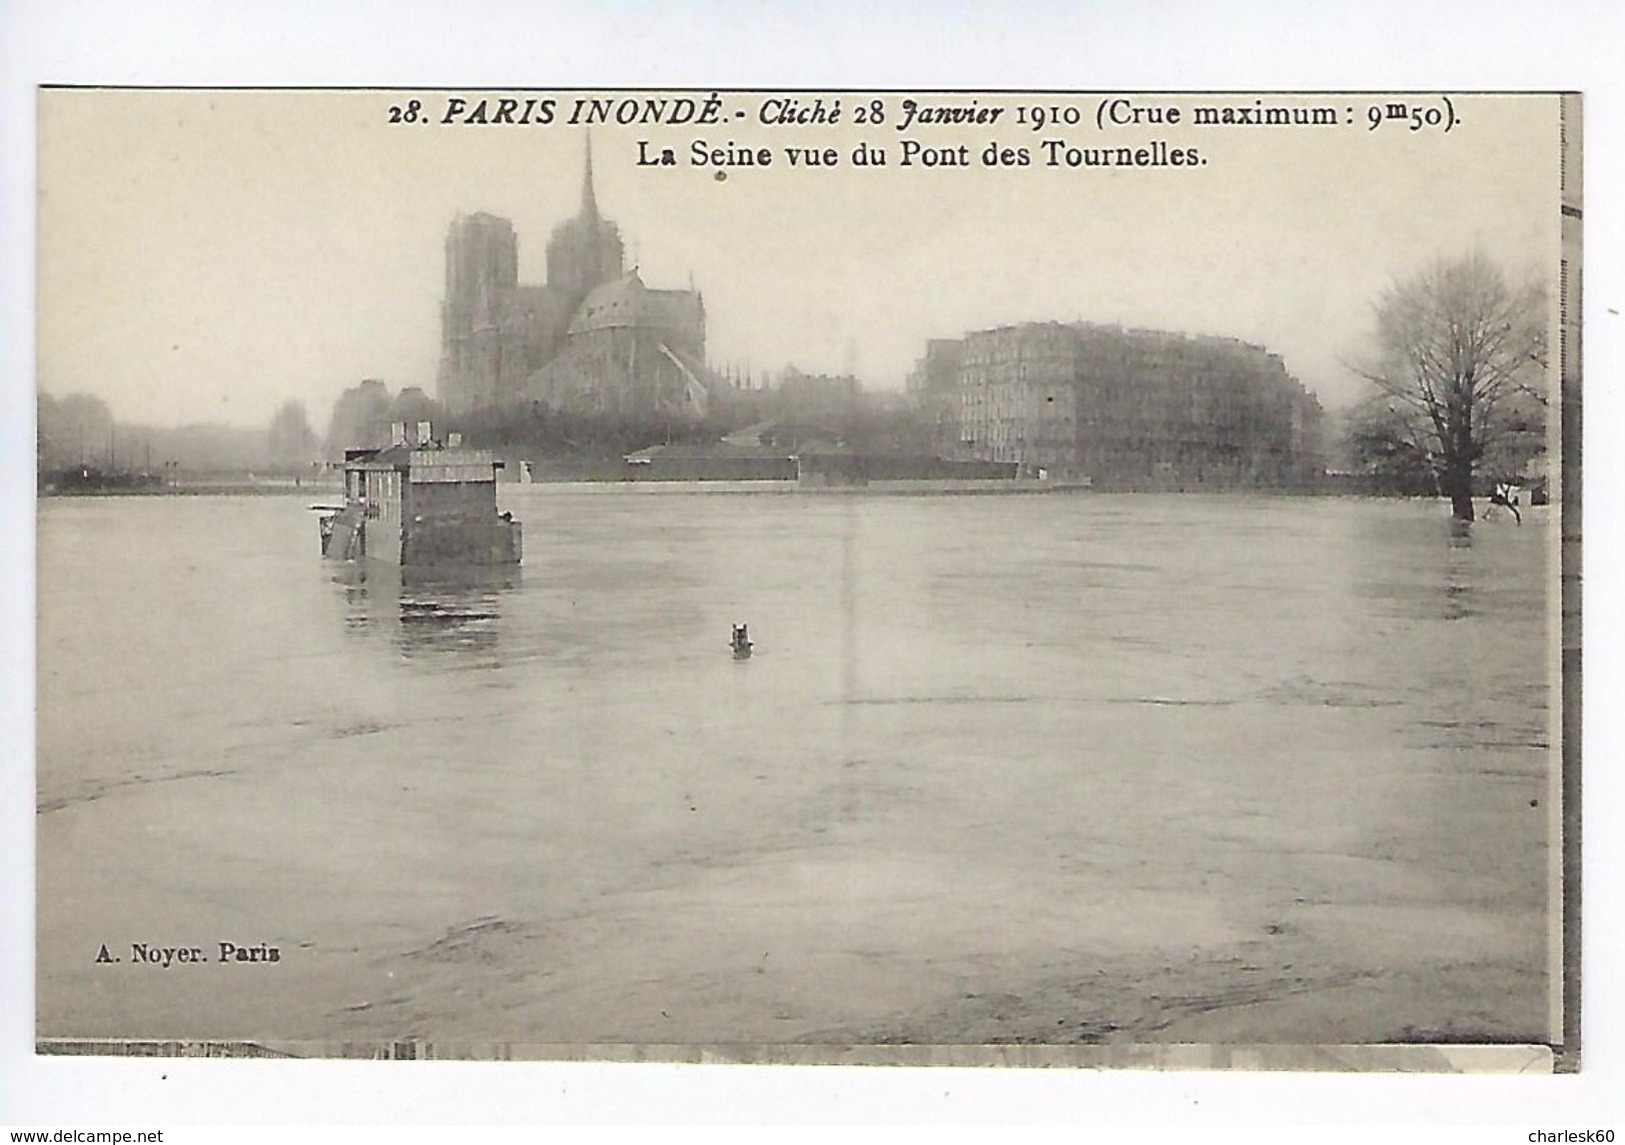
[435,141,713,420]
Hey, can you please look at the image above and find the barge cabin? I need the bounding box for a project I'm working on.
[320,422,522,566]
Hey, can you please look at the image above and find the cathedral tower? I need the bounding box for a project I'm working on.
[545,137,625,300]
[437,212,519,411]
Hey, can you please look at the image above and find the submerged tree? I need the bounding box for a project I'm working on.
[1354,253,1547,521]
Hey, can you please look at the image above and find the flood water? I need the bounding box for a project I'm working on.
[36,488,1557,1048]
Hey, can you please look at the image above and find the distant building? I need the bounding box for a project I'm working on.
[436,141,711,420]
[916,321,1324,486]
[904,338,965,449]
[776,366,859,400]
[762,366,863,434]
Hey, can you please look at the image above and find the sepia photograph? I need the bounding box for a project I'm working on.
[31,86,1575,1071]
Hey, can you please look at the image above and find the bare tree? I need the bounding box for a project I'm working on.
[1354,253,1547,521]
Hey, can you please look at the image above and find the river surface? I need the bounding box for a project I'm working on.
[36,488,1557,1050]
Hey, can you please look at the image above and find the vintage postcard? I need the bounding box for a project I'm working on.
[33,88,1578,1071]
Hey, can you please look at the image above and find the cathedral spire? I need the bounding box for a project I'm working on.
[580,133,598,220]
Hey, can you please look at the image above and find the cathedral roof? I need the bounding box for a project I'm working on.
[568,270,646,333]
[567,270,705,337]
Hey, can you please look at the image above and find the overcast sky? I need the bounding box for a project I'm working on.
[38,89,1558,428]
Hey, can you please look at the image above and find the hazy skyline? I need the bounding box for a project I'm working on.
[38,90,1558,428]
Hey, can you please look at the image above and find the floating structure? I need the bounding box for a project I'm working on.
[319,422,522,566]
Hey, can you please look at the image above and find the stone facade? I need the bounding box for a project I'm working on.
[436,143,710,419]
[918,322,1324,486]
[904,338,965,449]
